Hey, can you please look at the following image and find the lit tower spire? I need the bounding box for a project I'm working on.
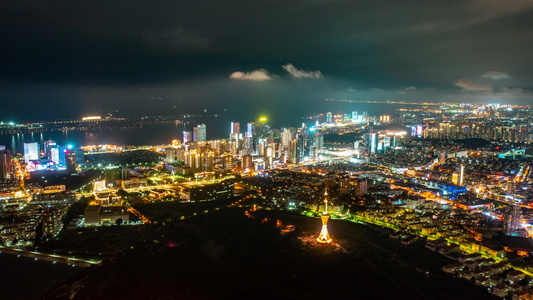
[317,188,332,243]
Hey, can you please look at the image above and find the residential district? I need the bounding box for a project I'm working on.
[2,101,533,298]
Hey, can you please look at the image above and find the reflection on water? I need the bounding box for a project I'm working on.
[0,111,314,154]
[1,124,185,154]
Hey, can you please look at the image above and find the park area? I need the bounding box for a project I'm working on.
[45,207,496,299]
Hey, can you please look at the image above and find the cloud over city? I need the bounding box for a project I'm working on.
[282,64,323,79]
[482,71,510,80]
[229,69,272,81]
[454,78,493,91]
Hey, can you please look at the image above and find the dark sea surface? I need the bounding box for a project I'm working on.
[0,253,83,300]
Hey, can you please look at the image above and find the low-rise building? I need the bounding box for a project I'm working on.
[492,283,509,298]
[507,270,525,283]
[84,205,129,226]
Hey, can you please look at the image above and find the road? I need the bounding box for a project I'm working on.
[0,246,102,267]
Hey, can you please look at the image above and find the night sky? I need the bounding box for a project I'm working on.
[1,0,532,121]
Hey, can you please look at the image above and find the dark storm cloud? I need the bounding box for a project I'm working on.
[1,0,532,120]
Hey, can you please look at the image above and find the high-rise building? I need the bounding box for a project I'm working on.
[65,149,76,173]
[281,128,292,149]
[242,155,253,172]
[24,142,39,163]
[183,131,192,144]
[384,136,391,149]
[222,153,233,171]
[246,122,254,138]
[50,147,60,165]
[506,205,523,236]
[326,112,332,124]
[338,174,351,194]
[369,133,377,154]
[231,122,240,135]
[44,139,56,159]
[0,149,12,179]
[197,124,207,142]
[314,135,324,151]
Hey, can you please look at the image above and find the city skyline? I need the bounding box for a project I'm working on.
[1,101,533,298]
[2,1,533,299]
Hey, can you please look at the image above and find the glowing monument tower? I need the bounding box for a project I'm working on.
[317,189,332,243]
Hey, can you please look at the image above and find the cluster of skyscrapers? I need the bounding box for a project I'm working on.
[24,141,82,173]
[165,118,326,175]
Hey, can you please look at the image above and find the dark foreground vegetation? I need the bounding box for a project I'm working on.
[44,208,495,299]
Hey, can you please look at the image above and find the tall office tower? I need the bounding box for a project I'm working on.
[197,124,207,142]
[230,122,240,135]
[242,154,253,172]
[65,149,76,173]
[459,164,464,186]
[246,122,254,138]
[297,133,308,159]
[44,139,56,159]
[24,142,39,163]
[326,112,332,124]
[314,135,324,151]
[369,133,377,154]
[193,127,198,141]
[258,139,266,156]
[183,131,192,144]
[0,149,12,179]
[281,128,293,149]
[290,139,299,163]
[384,136,391,150]
[50,147,60,165]
[352,111,358,121]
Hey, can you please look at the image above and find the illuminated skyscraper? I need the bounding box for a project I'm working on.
[326,112,332,124]
[314,135,324,151]
[317,189,332,243]
[24,142,39,163]
[65,149,76,173]
[0,149,12,179]
[369,133,377,154]
[197,124,207,142]
[459,164,464,186]
[50,147,59,165]
[231,122,240,135]
[242,154,253,172]
[44,139,56,159]
[183,131,192,144]
[246,122,254,138]
[281,128,292,149]
[384,136,391,149]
